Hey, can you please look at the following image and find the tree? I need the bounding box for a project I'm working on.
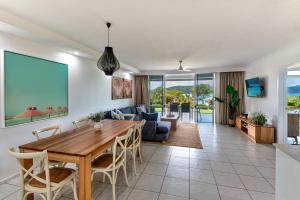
[197,84,213,104]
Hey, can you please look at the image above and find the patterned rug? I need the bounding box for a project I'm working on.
[164,122,203,149]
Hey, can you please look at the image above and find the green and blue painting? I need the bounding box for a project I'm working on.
[4,51,68,126]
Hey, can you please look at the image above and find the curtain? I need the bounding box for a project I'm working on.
[134,75,149,108]
[219,71,245,124]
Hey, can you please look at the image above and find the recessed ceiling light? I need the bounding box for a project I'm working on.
[129,72,134,74]
[74,51,79,55]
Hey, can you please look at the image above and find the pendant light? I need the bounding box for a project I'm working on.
[97,22,120,76]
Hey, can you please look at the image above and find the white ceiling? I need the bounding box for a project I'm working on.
[0,0,299,73]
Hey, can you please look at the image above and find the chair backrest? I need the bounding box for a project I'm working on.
[181,103,191,113]
[170,103,180,112]
[32,125,61,140]
[8,148,51,192]
[111,128,133,169]
[72,116,90,128]
[133,120,146,146]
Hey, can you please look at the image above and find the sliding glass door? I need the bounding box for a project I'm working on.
[149,75,164,115]
[196,73,215,123]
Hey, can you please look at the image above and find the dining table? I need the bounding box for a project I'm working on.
[19,119,138,200]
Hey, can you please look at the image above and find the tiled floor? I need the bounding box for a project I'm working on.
[0,123,276,200]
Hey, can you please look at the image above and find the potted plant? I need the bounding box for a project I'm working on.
[251,112,267,125]
[215,85,240,127]
[89,112,105,131]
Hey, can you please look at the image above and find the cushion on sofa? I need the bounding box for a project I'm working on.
[131,106,137,114]
[119,107,132,114]
[141,112,158,121]
[156,125,169,134]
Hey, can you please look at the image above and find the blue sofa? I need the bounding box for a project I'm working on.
[104,106,171,142]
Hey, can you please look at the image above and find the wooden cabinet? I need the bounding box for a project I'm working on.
[236,117,275,144]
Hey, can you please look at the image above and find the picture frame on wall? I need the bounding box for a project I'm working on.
[112,76,132,100]
[0,50,69,128]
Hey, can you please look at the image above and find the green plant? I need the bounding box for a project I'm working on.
[252,112,267,125]
[215,85,240,120]
[89,112,105,122]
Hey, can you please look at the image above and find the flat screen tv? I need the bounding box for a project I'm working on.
[245,77,264,97]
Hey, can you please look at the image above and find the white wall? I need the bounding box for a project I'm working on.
[245,40,300,143]
[0,32,134,180]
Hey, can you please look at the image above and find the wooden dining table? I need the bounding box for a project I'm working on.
[19,119,138,200]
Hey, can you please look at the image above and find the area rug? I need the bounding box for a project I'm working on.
[164,122,203,149]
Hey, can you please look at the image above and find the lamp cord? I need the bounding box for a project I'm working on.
[107,27,110,46]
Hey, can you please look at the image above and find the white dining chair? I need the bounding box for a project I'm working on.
[32,125,65,168]
[72,116,90,128]
[8,148,78,200]
[126,120,146,174]
[91,128,133,200]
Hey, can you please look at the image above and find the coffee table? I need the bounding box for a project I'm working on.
[161,114,180,131]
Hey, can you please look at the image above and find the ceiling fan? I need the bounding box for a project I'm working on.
[177,60,191,72]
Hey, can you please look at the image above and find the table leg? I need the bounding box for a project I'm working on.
[21,156,34,200]
[79,155,92,200]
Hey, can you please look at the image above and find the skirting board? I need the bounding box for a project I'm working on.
[0,173,18,185]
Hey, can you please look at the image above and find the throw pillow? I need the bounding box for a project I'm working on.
[111,110,120,120]
[116,109,125,120]
[141,112,158,121]
[136,105,146,114]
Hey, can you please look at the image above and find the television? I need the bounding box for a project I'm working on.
[245,77,264,97]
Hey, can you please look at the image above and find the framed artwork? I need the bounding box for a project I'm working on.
[0,50,68,127]
[112,76,124,99]
[112,76,132,100]
[123,79,132,98]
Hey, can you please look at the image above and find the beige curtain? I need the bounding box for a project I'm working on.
[134,75,149,108]
[219,71,245,124]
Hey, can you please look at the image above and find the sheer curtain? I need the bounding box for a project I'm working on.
[134,75,149,108]
[219,71,245,124]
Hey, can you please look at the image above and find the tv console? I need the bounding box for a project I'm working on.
[236,117,274,143]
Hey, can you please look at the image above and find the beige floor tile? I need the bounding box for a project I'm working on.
[127,189,159,200]
[0,184,20,199]
[256,166,275,179]
[144,163,168,176]
[239,175,275,194]
[218,186,252,200]
[135,174,164,192]
[248,190,275,200]
[214,171,244,189]
[190,168,215,184]
[158,193,189,200]
[190,159,211,170]
[232,164,262,177]
[166,166,189,180]
[210,161,235,173]
[161,177,189,198]
[190,181,220,200]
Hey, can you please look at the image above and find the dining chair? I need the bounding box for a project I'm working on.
[8,148,78,200]
[72,116,90,128]
[181,103,191,120]
[32,125,65,168]
[170,103,180,115]
[126,120,146,175]
[91,128,133,200]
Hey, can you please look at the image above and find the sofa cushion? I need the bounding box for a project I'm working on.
[156,125,169,134]
[104,111,112,119]
[119,107,132,114]
[116,109,125,120]
[137,105,147,114]
[131,106,137,114]
[111,110,121,120]
[141,112,158,122]
[156,121,171,134]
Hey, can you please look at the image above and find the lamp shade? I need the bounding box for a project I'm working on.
[97,46,120,76]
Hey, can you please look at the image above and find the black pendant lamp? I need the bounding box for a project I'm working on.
[97,22,120,76]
